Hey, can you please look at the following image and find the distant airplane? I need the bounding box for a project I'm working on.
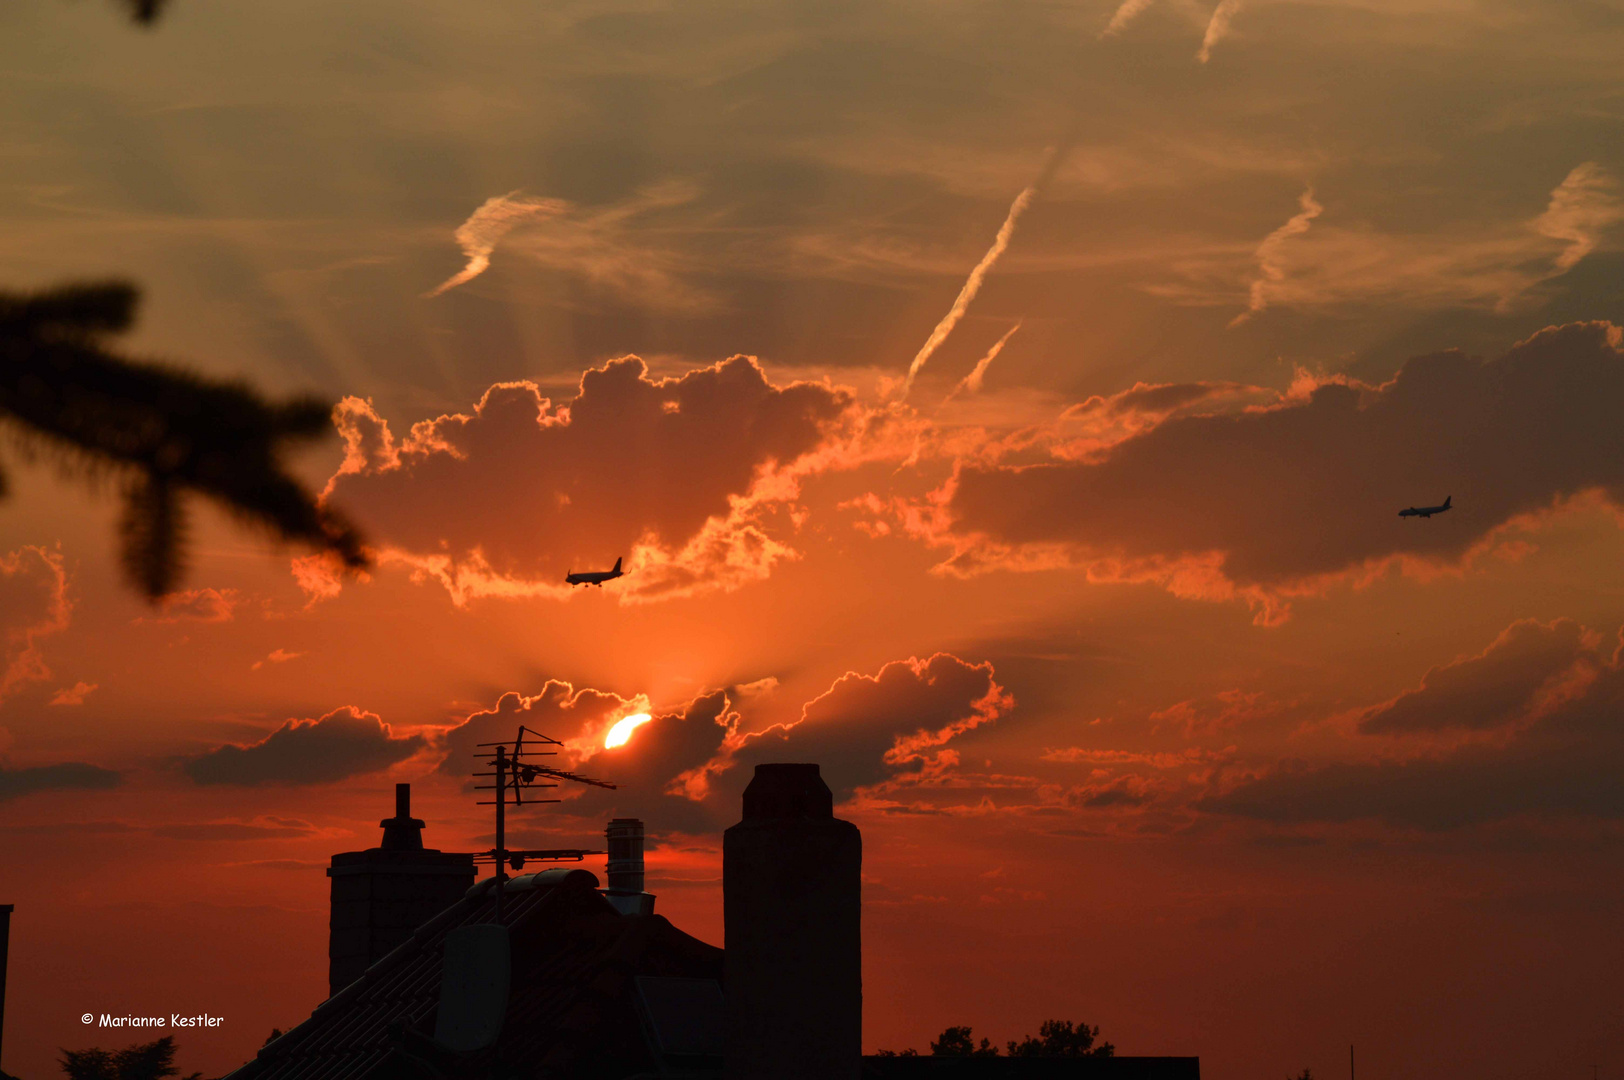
[1398,496,1452,519]
[566,557,623,587]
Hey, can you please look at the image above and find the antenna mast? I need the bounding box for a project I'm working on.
[474,724,616,922]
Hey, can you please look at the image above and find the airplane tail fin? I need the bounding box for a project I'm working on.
[612,556,622,573]
[1444,496,1452,508]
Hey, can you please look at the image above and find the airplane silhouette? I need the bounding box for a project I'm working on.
[1398,496,1452,519]
[565,557,623,587]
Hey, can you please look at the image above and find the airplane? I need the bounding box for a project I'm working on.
[1398,496,1452,519]
[565,557,623,587]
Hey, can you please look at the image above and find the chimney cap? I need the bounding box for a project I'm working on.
[741,763,833,820]
[379,782,426,851]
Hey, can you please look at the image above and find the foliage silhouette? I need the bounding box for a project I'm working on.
[1005,1020,1115,1058]
[930,1026,1000,1057]
[111,0,169,26]
[58,1036,200,1080]
[0,281,367,597]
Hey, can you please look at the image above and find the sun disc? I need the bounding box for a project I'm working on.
[604,712,651,749]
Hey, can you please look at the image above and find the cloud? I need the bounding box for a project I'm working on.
[901,147,1068,395]
[426,184,714,311]
[0,546,70,701]
[0,762,120,802]
[731,653,1015,800]
[251,648,306,671]
[144,588,239,624]
[1202,619,1624,828]
[1164,166,1623,319]
[436,682,648,781]
[324,355,853,604]
[1102,0,1158,36]
[48,681,98,706]
[184,706,426,786]
[939,320,1624,619]
[150,818,321,841]
[1230,186,1322,326]
[426,191,570,297]
[948,321,1023,400]
[1535,162,1624,272]
[1359,619,1593,734]
[1198,0,1245,62]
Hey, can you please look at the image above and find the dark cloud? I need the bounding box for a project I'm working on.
[150,820,319,841]
[1360,619,1592,734]
[184,706,425,786]
[949,322,1624,610]
[435,682,640,781]
[0,762,121,802]
[734,652,1014,800]
[1203,620,1624,829]
[324,355,852,602]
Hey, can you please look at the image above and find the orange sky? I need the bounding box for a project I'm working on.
[4,1,1624,1078]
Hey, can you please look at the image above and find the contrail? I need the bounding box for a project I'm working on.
[425,191,569,298]
[1230,186,1321,327]
[1197,0,1244,62]
[1102,0,1157,36]
[948,321,1023,401]
[900,147,1068,395]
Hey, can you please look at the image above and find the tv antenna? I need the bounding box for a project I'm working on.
[474,724,616,922]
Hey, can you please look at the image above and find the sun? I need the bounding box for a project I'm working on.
[604,713,652,749]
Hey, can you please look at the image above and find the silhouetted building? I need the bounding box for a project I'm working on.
[326,783,476,997]
[725,763,862,1080]
[229,770,1200,1080]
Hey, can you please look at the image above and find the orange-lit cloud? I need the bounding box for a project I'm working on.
[426,191,569,297]
[325,355,853,604]
[184,707,427,786]
[1203,619,1624,828]
[937,321,1624,617]
[0,545,70,701]
[47,681,97,706]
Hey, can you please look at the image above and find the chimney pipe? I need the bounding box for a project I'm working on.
[606,818,645,894]
[724,763,861,1080]
[1,903,12,1074]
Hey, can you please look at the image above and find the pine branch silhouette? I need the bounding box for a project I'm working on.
[113,0,170,26]
[0,280,368,598]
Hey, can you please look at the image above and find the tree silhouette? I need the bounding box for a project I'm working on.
[1005,1019,1114,1058]
[59,1036,200,1080]
[0,281,367,597]
[930,1026,999,1057]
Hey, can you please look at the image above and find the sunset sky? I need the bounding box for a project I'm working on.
[4,0,1624,1077]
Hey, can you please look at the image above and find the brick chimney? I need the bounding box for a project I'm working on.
[326,783,474,997]
[724,763,861,1080]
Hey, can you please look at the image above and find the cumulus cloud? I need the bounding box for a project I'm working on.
[437,656,1010,831]
[0,546,70,701]
[1359,619,1593,735]
[0,762,120,802]
[731,652,1015,801]
[184,706,426,786]
[1203,619,1624,828]
[938,321,1624,619]
[324,355,853,604]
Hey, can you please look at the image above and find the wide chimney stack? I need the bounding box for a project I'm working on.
[724,763,861,1080]
[326,783,474,997]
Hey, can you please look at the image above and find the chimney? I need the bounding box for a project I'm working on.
[604,817,656,916]
[1,903,12,1074]
[326,783,475,998]
[724,763,861,1080]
